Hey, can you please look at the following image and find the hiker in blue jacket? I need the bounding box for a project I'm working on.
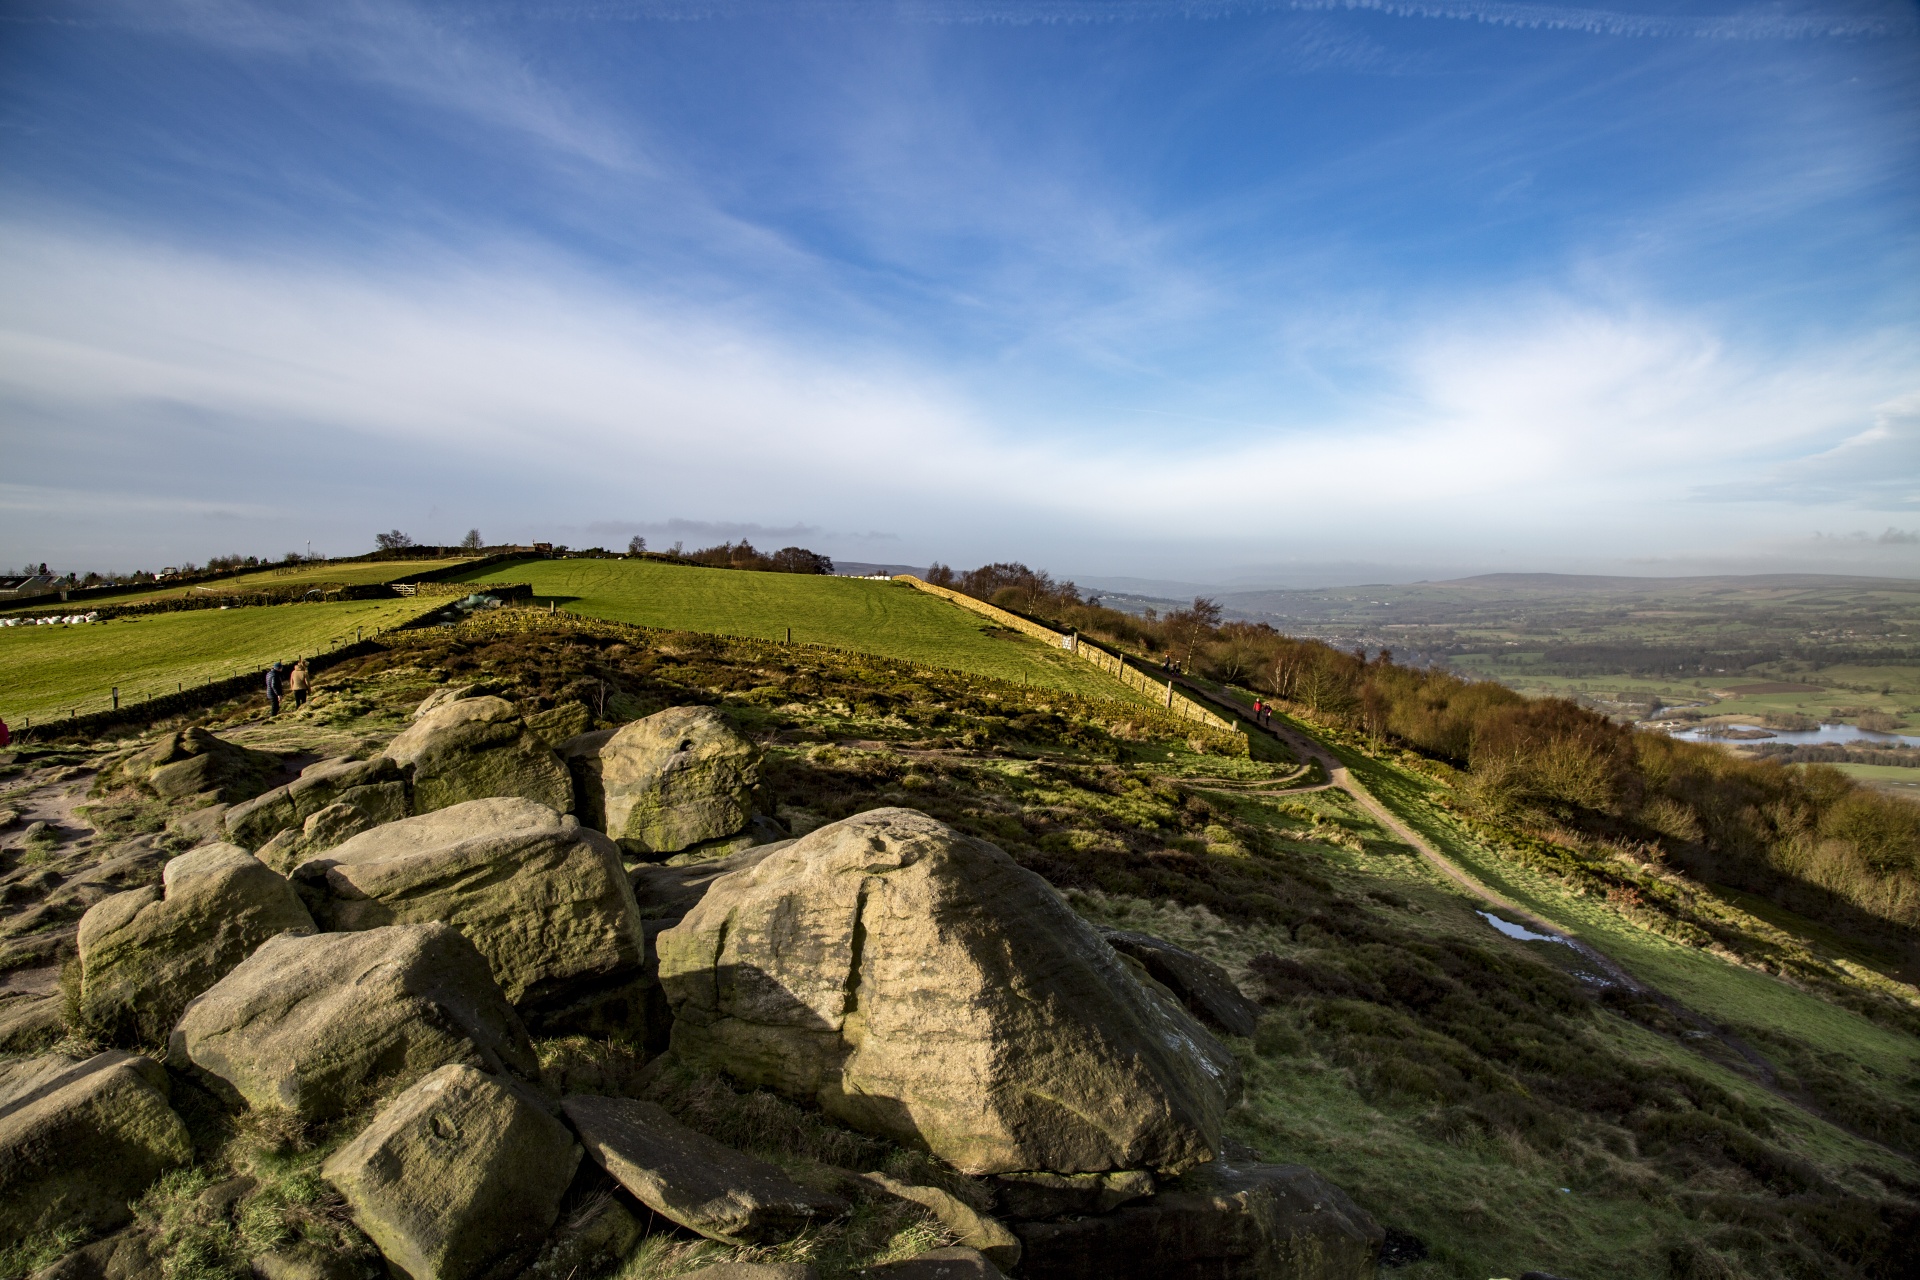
[266,662,284,717]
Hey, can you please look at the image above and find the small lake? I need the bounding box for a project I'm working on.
[1658,722,1920,749]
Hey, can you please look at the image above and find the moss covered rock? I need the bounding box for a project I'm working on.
[324,1064,579,1280]
[382,697,572,815]
[170,923,538,1122]
[224,756,409,851]
[0,1051,192,1239]
[657,808,1238,1176]
[77,843,315,1045]
[562,706,757,858]
[121,727,283,803]
[290,798,647,1027]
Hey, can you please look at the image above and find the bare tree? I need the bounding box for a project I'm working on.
[374,530,415,551]
[460,529,483,550]
[627,535,647,555]
[1168,596,1223,669]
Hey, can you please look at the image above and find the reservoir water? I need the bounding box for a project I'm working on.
[1661,722,1920,749]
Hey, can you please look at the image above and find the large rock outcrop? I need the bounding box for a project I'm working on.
[0,1051,193,1239]
[224,756,409,851]
[325,1064,579,1280]
[563,707,758,858]
[1011,1162,1384,1280]
[120,728,283,803]
[382,697,573,815]
[170,923,538,1122]
[290,798,647,1027]
[562,1095,847,1245]
[657,808,1239,1176]
[77,843,315,1044]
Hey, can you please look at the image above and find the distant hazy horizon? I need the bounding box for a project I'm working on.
[3,1,1916,580]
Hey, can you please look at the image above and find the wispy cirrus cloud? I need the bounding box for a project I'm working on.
[1692,394,1920,510]
[387,0,1917,40]
[5,220,1916,562]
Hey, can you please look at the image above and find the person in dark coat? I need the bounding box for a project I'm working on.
[266,662,283,717]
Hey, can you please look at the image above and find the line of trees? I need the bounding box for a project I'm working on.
[678,540,834,575]
[936,561,1920,953]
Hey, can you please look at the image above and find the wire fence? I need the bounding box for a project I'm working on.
[11,604,442,739]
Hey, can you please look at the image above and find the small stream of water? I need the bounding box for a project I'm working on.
[1476,910,1571,946]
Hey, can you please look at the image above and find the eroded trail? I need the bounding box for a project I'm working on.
[1157,677,1920,1143]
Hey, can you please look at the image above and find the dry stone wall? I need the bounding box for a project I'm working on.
[893,577,1247,742]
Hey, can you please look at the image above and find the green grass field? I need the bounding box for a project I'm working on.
[1829,761,1920,800]
[449,558,1127,700]
[9,558,474,614]
[0,599,435,723]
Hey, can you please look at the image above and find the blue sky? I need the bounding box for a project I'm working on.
[2,0,1916,585]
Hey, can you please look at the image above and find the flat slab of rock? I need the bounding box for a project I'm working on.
[1011,1161,1383,1280]
[291,798,646,1022]
[384,696,573,815]
[170,923,538,1122]
[862,1173,1019,1270]
[0,1051,192,1239]
[682,1265,819,1280]
[562,1094,847,1245]
[563,706,757,857]
[1100,930,1259,1039]
[226,756,408,852]
[859,1248,1004,1278]
[658,808,1239,1175]
[325,1064,579,1280]
[78,843,314,1044]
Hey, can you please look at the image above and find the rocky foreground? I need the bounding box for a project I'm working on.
[2,687,1383,1279]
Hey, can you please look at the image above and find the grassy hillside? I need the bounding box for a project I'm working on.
[448,557,1124,700]
[4,609,1914,1280]
[8,558,473,614]
[0,598,433,722]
